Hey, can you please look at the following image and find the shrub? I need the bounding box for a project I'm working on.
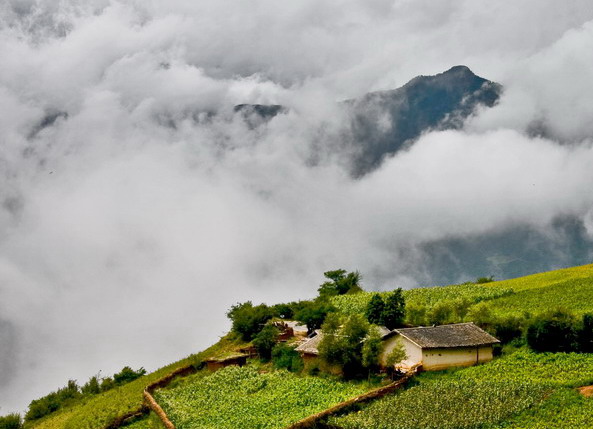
[0,413,22,429]
[578,313,593,353]
[493,316,525,344]
[113,366,147,386]
[272,343,303,372]
[527,309,579,353]
[25,380,80,421]
[81,375,101,395]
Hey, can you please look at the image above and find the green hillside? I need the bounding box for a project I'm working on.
[16,264,593,429]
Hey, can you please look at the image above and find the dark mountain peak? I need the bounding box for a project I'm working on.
[347,66,502,175]
[443,64,474,75]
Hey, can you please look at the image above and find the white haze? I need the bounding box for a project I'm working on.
[2,0,593,412]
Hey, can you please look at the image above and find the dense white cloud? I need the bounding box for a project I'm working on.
[1,0,593,413]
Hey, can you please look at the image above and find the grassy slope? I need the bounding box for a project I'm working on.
[26,335,247,429]
[482,264,593,317]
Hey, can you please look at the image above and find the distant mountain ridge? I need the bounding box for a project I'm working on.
[234,65,502,175]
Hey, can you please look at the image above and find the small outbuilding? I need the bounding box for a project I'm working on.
[205,353,249,372]
[382,322,500,371]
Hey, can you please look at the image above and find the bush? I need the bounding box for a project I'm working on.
[579,313,593,353]
[527,310,578,352]
[476,276,494,284]
[81,376,101,395]
[272,343,303,372]
[113,366,147,386]
[25,380,80,421]
[492,316,524,344]
[0,413,22,429]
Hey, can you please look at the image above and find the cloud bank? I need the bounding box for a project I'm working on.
[1,0,593,412]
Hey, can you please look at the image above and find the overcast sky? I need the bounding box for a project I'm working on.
[2,0,593,413]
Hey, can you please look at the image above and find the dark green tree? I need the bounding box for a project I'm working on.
[253,324,279,361]
[318,314,370,378]
[295,300,336,332]
[318,269,363,297]
[382,288,406,329]
[365,294,385,325]
[227,301,274,341]
[317,312,343,366]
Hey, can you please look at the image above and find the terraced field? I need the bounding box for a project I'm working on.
[331,349,593,429]
[154,366,371,429]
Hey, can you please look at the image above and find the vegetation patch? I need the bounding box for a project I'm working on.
[331,379,548,429]
[154,366,370,429]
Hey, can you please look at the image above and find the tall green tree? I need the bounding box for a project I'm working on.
[318,314,370,378]
[382,288,406,329]
[365,294,385,325]
[318,269,363,297]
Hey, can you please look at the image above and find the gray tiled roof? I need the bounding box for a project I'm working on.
[295,330,323,355]
[395,323,499,349]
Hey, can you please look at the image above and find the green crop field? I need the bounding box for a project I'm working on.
[331,283,514,320]
[331,349,593,429]
[332,264,593,322]
[154,366,371,429]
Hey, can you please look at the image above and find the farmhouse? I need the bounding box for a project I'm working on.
[295,329,324,361]
[382,322,499,371]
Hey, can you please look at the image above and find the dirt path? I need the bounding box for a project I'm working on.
[578,385,593,397]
